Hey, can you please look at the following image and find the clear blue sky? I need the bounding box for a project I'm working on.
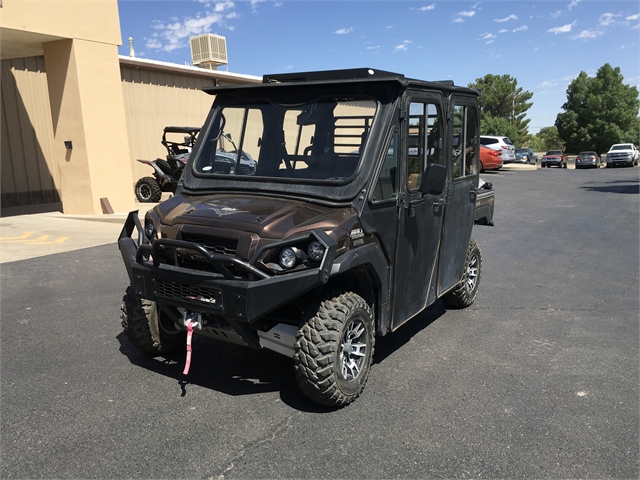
[117,0,639,134]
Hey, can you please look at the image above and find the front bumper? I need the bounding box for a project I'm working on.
[118,211,338,346]
[607,156,633,165]
[543,158,563,165]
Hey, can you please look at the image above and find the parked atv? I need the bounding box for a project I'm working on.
[134,126,200,203]
[119,68,493,407]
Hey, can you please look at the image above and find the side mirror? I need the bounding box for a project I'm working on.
[419,163,447,196]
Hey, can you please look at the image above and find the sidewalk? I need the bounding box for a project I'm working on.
[0,201,160,264]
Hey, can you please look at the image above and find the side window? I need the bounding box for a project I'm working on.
[465,106,478,176]
[407,101,442,191]
[372,130,398,203]
[452,105,464,178]
[451,104,478,179]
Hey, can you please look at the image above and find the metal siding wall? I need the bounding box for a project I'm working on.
[1,57,60,208]
[120,65,217,184]
[1,59,250,210]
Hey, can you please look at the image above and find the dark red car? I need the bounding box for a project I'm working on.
[479,145,503,171]
[541,150,568,168]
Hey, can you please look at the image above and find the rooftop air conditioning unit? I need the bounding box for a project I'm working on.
[190,34,228,70]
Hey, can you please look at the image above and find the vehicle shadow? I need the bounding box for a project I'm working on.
[118,331,300,394]
[116,300,447,412]
[581,179,639,194]
[373,300,446,364]
[118,332,345,412]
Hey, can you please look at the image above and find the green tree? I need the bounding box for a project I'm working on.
[555,64,639,155]
[523,135,544,152]
[536,126,564,151]
[468,74,534,146]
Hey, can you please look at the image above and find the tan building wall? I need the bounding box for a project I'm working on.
[1,56,60,209]
[2,0,134,215]
[1,54,261,213]
[1,0,261,215]
[120,58,260,183]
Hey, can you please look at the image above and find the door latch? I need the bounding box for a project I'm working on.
[432,197,446,216]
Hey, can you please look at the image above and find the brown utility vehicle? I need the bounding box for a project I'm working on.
[118,68,493,406]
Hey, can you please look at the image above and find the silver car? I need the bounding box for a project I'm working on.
[480,135,516,163]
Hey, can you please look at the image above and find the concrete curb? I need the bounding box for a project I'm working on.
[501,163,538,171]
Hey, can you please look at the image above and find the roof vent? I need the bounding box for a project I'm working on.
[190,34,228,70]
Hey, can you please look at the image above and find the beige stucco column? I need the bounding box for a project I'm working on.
[43,38,135,214]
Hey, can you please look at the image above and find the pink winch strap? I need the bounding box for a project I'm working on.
[183,322,194,375]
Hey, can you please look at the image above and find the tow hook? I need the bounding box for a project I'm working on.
[180,310,202,375]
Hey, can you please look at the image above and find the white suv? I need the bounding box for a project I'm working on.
[480,136,516,163]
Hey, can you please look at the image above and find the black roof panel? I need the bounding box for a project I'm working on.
[262,68,404,83]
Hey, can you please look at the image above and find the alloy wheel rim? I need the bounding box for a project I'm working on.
[138,184,151,200]
[466,254,478,292]
[339,319,367,381]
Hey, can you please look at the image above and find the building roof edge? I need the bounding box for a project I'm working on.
[118,56,262,83]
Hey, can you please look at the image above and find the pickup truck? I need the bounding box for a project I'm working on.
[605,144,639,168]
[514,148,538,164]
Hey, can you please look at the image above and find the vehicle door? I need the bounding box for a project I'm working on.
[437,96,479,295]
[390,93,447,330]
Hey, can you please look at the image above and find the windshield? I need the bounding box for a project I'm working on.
[611,145,632,151]
[193,99,377,183]
[546,150,562,155]
[515,148,528,153]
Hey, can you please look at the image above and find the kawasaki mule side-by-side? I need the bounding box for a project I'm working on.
[118,68,493,406]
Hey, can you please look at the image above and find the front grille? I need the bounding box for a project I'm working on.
[156,280,222,308]
[179,233,238,256]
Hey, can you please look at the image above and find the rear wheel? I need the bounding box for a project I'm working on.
[443,238,482,309]
[135,177,162,203]
[294,292,374,407]
[121,287,185,354]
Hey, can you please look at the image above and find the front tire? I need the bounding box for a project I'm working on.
[135,177,162,203]
[120,287,186,354]
[443,238,482,309]
[294,292,375,407]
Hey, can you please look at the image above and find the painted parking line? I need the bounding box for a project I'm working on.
[0,233,68,245]
[27,237,69,245]
[0,232,34,241]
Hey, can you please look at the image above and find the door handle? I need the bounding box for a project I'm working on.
[432,197,446,215]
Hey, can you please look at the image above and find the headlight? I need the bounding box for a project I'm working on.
[279,247,299,269]
[307,241,325,262]
[145,220,156,239]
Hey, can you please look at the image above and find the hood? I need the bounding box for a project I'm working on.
[156,193,354,239]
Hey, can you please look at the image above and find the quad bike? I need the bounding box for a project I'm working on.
[134,126,200,203]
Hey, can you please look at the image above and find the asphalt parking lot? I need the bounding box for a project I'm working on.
[1,165,638,478]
